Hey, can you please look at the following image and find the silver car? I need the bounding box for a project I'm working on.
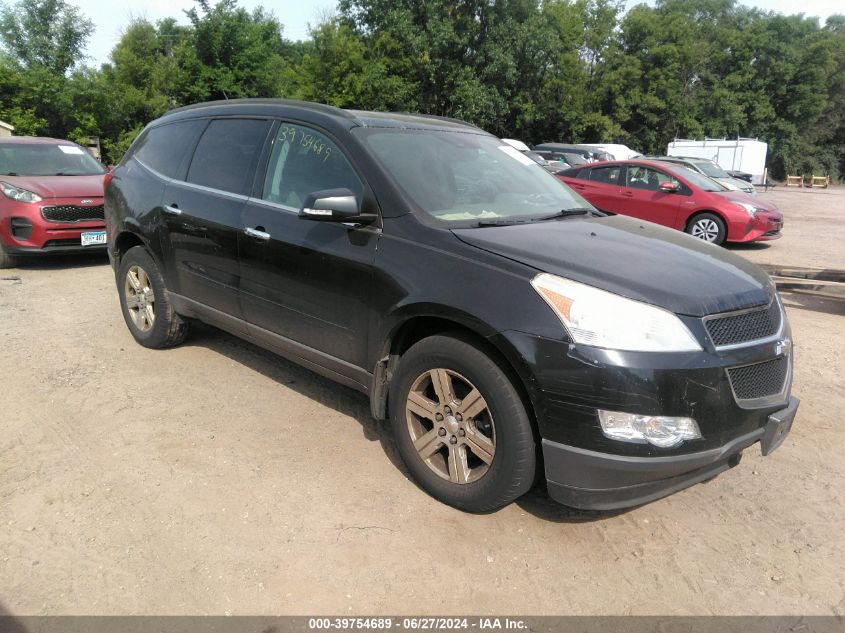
[654,156,757,195]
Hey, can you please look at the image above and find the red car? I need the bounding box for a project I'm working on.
[558,159,783,245]
[0,137,107,268]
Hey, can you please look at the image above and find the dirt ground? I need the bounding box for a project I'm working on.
[0,187,843,616]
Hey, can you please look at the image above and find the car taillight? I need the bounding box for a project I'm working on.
[103,170,114,191]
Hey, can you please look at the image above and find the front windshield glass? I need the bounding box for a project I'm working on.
[524,151,548,165]
[0,143,105,176]
[671,165,727,192]
[692,160,728,179]
[357,129,593,224]
[563,153,588,165]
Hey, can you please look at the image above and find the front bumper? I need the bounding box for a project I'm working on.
[544,396,798,510]
[729,211,783,243]
[1,196,105,255]
[495,321,797,510]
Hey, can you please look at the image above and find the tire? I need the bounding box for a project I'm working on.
[117,246,189,349]
[389,334,536,512]
[687,212,727,245]
[0,244,18,269]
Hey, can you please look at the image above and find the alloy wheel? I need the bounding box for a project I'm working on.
[691,218,720,242]
[405,368,496,484]
[124,265,155,332]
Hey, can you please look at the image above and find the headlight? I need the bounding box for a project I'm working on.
[531,273,701,352]
[0,182,42,203]
[735,201,758,217]
[598,410,701,448]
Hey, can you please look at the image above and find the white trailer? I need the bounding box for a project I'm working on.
[667,138,768,185]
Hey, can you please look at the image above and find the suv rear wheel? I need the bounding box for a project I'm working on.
[389,334,536,512]
[117,246,189,349]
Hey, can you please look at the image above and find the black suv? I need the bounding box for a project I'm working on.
[105,99,798,513]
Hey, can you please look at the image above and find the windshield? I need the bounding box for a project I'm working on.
[562,153,588,165]
[671,165,727,192]
[0,143,105,176]
[357,129,593,225]
[691,160,728,179]
[524,151,548,165]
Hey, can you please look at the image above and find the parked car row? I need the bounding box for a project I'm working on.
[503,139,644,173]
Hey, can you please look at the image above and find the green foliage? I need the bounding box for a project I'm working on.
[0,0,93,73]
[0,0,842,178]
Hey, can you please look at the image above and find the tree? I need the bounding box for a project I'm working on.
[0,0,93,74]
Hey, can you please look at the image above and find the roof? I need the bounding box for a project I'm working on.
[0,136,81,146]
[161,98,484,134]
[534,143,588,150]
[565,158,697,172]
[0,120,13,131]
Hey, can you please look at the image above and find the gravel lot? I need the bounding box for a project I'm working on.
[0,187,843,616]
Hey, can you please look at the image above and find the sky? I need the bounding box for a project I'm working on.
[71,0,843,68]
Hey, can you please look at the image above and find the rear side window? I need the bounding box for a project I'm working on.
[588,165,622,184]
[133,120,206,179]
[186,119,271,196]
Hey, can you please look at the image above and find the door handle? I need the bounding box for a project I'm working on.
[622,191,634,197]
[244,227,271,241]
[164,204,182,216]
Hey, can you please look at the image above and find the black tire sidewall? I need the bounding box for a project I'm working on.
[688,212,727,245]
[389,334,536,512]
[0,243,17,269]
[117,246,180,348]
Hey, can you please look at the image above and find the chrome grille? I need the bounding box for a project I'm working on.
[41,204,104,223]
[727,356,789,401]
[705,300,781,347]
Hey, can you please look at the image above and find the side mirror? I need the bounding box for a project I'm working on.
[659,181,679,193]
[298,188,375,224]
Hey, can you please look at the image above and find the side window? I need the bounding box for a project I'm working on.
[133,120,206,179]
[654,169,682,190]
[262,123,363,209]
[589,165,622,185]
[626,166,662,191]
[186,118,271,196]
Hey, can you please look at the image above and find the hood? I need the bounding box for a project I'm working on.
[452,215,773,317]
[0,174,105,199]
[715,176,754,193]
[715,190,780,214]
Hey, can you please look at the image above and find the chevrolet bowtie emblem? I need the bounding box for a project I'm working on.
[776,338,792,356]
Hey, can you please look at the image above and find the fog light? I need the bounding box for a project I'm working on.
[598,410,701,448]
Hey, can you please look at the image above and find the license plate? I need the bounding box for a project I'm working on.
[81,231,107,247]
[761,397,799,456]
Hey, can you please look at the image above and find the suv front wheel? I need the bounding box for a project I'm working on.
[389,334,536,512]
[117,246,189,349]
[0,244,18,269]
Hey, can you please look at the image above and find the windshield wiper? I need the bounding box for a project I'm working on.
[476,218,537,227]
[1,172,20,176]
[533,207,602,221]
